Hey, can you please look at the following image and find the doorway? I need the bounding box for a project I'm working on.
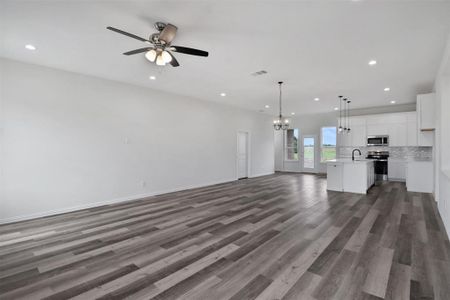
[302,135,317,172]
[237,131,249,179]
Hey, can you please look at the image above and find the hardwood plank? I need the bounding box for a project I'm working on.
[0,173,449,299]
[362,246,395,298]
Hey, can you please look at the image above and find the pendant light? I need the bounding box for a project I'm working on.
[273,81,290,130]
[343,98,348,132]
[346,99,351,134]
[338,95,343,133]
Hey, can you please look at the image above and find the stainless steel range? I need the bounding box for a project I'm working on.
[366,150,389,181]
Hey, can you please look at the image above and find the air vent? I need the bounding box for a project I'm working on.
[251,70,268,76]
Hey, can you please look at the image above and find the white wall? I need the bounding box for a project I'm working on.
[0,59,274,223]
[434,34,450,234]
[435,74,450,233]
[274,112,337,173]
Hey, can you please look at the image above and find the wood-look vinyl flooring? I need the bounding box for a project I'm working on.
[1,173,450,299]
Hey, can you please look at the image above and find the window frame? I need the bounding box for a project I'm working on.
[320,126,337,163]
[284,128,299,161]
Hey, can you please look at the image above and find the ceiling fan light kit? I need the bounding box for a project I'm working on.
[145,49,157,62]
[107,22,208,67]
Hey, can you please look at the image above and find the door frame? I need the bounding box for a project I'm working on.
[236,130,251,179]
[301,134,319,173]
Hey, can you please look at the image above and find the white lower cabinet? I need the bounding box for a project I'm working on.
[327,163,343,191]
[406,161,433,193]
[367,163,375,188]
[327,160,374,194]
[388,159,406,181]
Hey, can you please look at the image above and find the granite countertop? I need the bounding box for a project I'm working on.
[407,158,433,162]
[388,157,432,162]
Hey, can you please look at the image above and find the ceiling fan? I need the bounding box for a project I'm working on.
[106,22,208,67]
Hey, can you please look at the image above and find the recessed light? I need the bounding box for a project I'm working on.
[390,100,396,104]
[149,76,156,80]
[384,87,390,91]
[314,98,320,101]
[25,44,36,51]
[368,60,377,66]
[334,107,339,111]
[291,112,295,115]
[264,105,270,109]
[220,93,226,97]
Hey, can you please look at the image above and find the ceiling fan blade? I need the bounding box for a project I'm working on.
[159,23,178,44]
[123,47,153,55]
[170,46,208,57]
[107,26,149,42]
[169,52,180,67]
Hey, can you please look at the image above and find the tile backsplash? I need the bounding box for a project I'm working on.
[338,146,432,160]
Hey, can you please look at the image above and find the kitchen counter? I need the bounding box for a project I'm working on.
[327,159,375,194]
[326,158,372,164]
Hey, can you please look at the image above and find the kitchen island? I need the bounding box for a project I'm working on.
[326,159,375,194]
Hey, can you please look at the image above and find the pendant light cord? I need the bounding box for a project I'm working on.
[279,82,283,118]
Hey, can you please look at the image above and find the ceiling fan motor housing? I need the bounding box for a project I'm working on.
[154,22,167,32]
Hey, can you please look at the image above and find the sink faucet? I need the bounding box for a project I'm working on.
[352,149,362,161]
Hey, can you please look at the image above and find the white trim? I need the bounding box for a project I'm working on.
[301,134,319,173]
[0,172,275,225]
[250,171,275,178]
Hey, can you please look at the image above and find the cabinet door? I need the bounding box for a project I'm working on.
[338,131,351,147]
[407,120,418,146]
[388,161,406,180]
[351,125,367,147]
[389,123,407,146]
[418,131,434,146]
[367,124,389,136]
[417,93,435,130]
[327,164,343,191]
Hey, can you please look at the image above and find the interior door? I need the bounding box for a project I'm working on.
[302,135,317,172]
[237,131,249,179]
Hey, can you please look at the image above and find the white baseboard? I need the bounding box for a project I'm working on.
[250,171,274,178]
[0,177,239,225]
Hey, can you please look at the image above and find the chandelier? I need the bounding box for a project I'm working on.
[273,81,290,130]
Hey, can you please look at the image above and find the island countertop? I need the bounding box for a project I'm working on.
[326,158,373,164]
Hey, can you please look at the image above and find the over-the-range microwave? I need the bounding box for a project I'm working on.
[367,135,389,146]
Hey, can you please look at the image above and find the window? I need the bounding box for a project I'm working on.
[303,136,315,169]
[321,127,337,162]
[285,128,299,160]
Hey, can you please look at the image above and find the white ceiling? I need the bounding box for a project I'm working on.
[1,0,450,115]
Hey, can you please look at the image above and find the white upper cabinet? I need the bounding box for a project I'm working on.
[417,93,435,146]
[350,117,366,147]
[337,117,366,147]
[417,93,435,130]
[389,122,407,146]
[337,111,424,148]
[406,112,418,146]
